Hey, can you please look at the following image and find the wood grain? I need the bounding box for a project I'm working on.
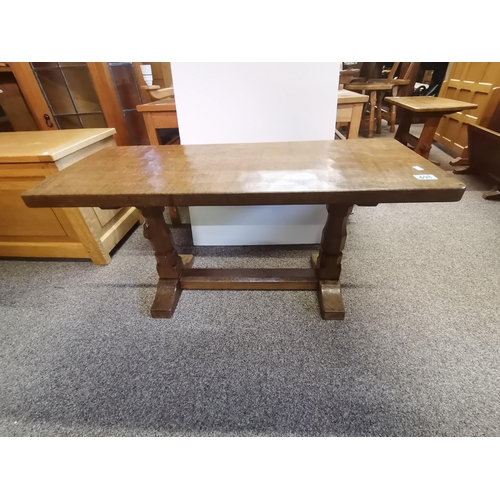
[1,130,140,264]
[7,62,56,130]
[22,139,466,209]
[180,268,318,290]
[318,281,345,320]
[0,129,116,162]
[385,96,478,113]
[87,63,130,146]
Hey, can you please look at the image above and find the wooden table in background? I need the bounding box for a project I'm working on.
[385,96,478,160]
[344,82,393,138]
[22,140,465,320]
[336,89,369,139]
[136,97,178,146]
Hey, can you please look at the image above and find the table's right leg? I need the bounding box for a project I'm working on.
[314,204,353,320]
[138,206,187,318]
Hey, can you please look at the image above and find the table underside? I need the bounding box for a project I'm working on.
[139,204,352,320]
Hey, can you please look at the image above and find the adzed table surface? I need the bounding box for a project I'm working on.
[22,139,465,209]
[22,139,466,321]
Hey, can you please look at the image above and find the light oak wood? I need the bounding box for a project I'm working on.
[385,96,478,113]
[435,62,500,158]
[336,90,369,139]
[87,63,130,146]
[337,89,369,105]
[136,97,176,113]
[0,128,116,162]
[0,76,38,131]
[132,62,153,104]
[1,130,141,264]
[7,62,56,130]
[140,86,174,101]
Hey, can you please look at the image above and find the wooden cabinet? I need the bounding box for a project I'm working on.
[2,62,149,145]
[0,129,141,264]
[434,62,500,159]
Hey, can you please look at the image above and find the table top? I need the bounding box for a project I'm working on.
[136,97,176,113]
[0,129,116,163]
[337,89,369,104]
[384,96,478,113]
[22,139,466,208]
[344,82,392,91]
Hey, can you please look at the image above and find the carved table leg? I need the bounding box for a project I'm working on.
[414,116,441,159]
[313,204,353,320]
[394,108,413,146]
[138,206,189,318]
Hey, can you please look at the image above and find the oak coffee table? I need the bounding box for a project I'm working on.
[22,139,466,320]
[385,96,478,160]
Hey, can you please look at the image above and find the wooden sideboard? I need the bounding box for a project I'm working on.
[0,129,141,264]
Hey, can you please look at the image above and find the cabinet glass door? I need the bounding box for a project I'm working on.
[108,62,148,145]
[30,62,107,129]
[0,64,38,132]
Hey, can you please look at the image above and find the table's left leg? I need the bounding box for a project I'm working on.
[314,204,353,320]
[138,206,188,318]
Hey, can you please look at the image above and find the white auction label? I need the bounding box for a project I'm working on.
[413,166,424,171]
[414,174,438,180]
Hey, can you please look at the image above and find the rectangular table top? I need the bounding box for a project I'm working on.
[0,129,116,163]
[337,89,369,104]
[22,139,466,208]
[385,96,478,113]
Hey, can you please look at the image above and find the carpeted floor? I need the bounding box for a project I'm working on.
[1,126,499,436]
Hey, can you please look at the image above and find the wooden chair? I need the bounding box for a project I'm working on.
[339,68,360,89]
[343,81,392,138]
[344,62,401,137]
[345,63,420,135]
[380,62,420,132]
[141,85,174,101]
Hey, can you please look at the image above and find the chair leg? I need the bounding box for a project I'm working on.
[368,90,376,138]
[389,86,398,132]
[390,104,396,132]
[376,91,383,134]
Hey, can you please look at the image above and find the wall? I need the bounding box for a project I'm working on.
[171,62,340,245]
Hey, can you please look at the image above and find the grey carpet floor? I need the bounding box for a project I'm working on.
[1,129,499,436]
